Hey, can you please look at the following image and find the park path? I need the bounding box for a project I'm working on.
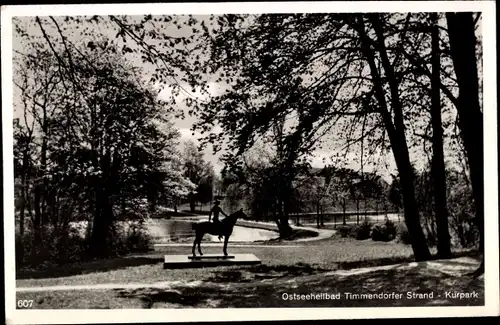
[154,243,304,248]
[16,256,481,293]
[235,219,336,242]
[16,280,200,293]
[173,215,337,242]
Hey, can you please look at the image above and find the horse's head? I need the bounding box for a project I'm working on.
[231,208,251,221]
[238,208,251,220]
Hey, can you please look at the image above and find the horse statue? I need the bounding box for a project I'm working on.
[191,208,250,257]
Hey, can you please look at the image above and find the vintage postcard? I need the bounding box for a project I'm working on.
[2,1,498,324]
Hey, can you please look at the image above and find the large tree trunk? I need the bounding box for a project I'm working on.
[18,166,28,265]
[342,199,347,225]
[89,150,117,258]
[398,163,432,260]
[358,14,431,261]
[273,162,294,237]
[356,198,360,225]
[275,199,291,238]
[281,198,293,237]
[189,193,196,213]
[33,182,42,245]
[19,151,30,240]
[446,13,484,270]
[431,13,452,259]
[19,191,26,238]
[316,202,321,228]
[276,192,292,237]
[40,110,49,226]
[90,185,114,258]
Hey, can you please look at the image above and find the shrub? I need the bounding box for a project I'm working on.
[385,220,397,237]
[338,225,352,238]
[397,223,411,245]
[109,220,152,256]
[449,213,480,248]
[354,221,372,240]
[371,220,397,242]
[16,218,153,270]
[462,220,480,248]
[16,224,90,269]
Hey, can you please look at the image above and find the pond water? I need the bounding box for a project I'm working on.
[297,213,403,225]
[145,219,278,243]
[69,219,278,243]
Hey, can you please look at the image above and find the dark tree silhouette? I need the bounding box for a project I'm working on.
[430,13,452,258]
[446,12,484,275]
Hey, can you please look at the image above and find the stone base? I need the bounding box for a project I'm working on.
[188,255,235,260]
[164,254,261,269]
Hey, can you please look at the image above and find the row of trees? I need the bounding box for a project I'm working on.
[219,146,477,248]
[220,147,393,226]
[13,13,484,275]
[13,16,214,263]
[182,141,215,213]
[154,12,481,266]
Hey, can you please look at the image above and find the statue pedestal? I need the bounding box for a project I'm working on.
[188,255,235,260]
[164,254,261,269]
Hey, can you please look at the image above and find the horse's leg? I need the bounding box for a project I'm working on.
[223,235,229,256]
[192,236,197,257]
[198,234,203,256]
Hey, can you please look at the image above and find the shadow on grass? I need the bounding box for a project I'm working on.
[17,242,479,282]
[258,228,319,243]
[206,262,326,283]
[16,256,163,280]
[115,287,209,308]
[204,250,481,285]
[337,249,479,270]
[112,258,484,308]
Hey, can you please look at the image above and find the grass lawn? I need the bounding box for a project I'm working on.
[17,238,416,286]
[15,235,482,309]
[17,236,476,287]
[16,256,484,309]
[17,290,146,309]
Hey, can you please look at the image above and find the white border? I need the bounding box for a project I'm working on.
[0,1,497,16]
[2,1,498,324]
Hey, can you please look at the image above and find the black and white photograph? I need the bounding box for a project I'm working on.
[2,1,499,323]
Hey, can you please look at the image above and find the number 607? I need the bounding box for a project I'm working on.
[17,300,34,308]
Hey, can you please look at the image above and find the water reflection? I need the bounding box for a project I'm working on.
[146,219,278,243]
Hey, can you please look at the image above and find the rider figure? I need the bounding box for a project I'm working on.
[209,200,227,241]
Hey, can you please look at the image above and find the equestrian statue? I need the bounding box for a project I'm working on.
[191,202,249,257]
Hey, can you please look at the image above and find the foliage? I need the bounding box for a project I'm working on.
[397,223,412,245]
[108,220,153,255]
[91,13,482,260]
[13,17,194,260]
[220,144,280,218]
[182,140,214,210]
[410,166,479,248]
[445,169,479,248]
[371,220,397,242]
[355,221,373,240]
[16,220,152,269]
[388,175,403,212]
[338,225,352,238]
[11,12,483,265]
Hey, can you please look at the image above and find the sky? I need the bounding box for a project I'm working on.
[10,13,480,183]
[156,81,399,181]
